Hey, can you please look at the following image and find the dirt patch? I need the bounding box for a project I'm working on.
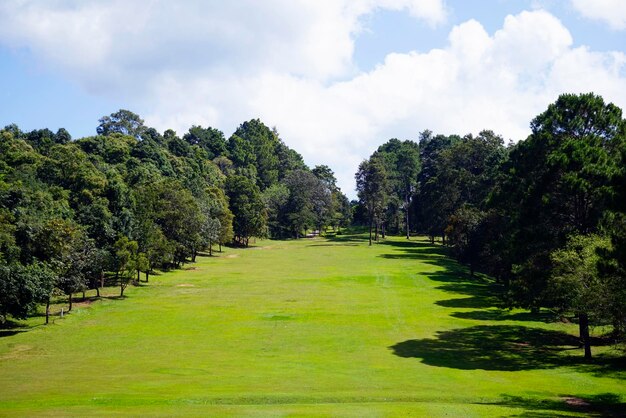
[176,284,195,287]
[562,397,590,407]
[226,254,239,258]
[1,344,33,360]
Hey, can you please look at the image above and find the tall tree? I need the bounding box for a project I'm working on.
[225,175,266,246]
[501,93,624,310]
[355,153,389,245]
[96,109,146,138]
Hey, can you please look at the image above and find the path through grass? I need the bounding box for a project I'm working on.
[1,234,624,416]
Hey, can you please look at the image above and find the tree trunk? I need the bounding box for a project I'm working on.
[82,290,86,300]
[219,243,222,252]
[68,293,73,312]
[45,299,50,325]
[406,212,410,239]
[579,312,592,361]
[120,283,125,297]
[209,241,213,256]
[95,285,100,298]
[369,217,373,246]
[100,271,104,292]
[381,222,386,239]
[375,222,379,241]
[145,271,149,283]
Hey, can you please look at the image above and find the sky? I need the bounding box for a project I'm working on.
[1,0,625,198]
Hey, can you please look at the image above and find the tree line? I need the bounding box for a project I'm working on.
[0,111,351,324]
[354,93,626,359]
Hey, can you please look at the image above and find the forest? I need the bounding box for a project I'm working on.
[1,92,625,360]
[0,112,351,323]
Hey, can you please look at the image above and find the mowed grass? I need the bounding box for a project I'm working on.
[0,233,624,417]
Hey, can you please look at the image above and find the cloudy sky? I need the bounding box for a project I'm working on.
[1,0,625,197]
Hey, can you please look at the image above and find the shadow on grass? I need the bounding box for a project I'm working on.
[452,309,557,323]
[482,392,626,417]
[305,243,360,247]
[390,325,581,371]
[0,319,28,337]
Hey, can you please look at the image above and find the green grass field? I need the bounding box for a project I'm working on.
[1,233,624,417]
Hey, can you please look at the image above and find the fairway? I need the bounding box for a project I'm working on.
[1,234,624,416]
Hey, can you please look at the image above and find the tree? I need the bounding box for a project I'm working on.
[96,109,146,138]
[0,262,55,324]
[548,234,612,360]
[282,170,330,238]
[415,132,461,242]
[355,153,389,245]
[502,93,624,310]
[113,236,140,297]
[183,126,228,159]
[229,119,280,190]
[225,175,266,246]
[376,139,420,238]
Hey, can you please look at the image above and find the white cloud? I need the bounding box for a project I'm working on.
[571,0,626,30]
[0,3,624,197]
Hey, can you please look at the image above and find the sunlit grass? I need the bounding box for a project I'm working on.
[0,233,624,416]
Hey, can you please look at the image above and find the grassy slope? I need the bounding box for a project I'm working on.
[0,234,624,417]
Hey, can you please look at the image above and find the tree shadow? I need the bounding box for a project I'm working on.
[452,309,556,323]
[326,233,372,244]
[482,393,626,417]
[0,319,29,338]
[389,325,582,371]
[305,243,360,247]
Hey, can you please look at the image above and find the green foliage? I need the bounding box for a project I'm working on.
[225,175,267,246]
[96,109,146,138]
[548,234,611,319]
[501,93,624,309]
[0,262,55,321]
[356,152,390,244]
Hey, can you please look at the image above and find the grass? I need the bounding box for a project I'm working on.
[0,233,624,417]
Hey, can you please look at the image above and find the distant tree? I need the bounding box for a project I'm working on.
[377,139,420,239]
[113,236,140,297]
[356,153,389,245]
[283,170,330,237]
[225,175,266,246]
[183,126,228,159]
[97,109,146,138]
[229,120,280,190]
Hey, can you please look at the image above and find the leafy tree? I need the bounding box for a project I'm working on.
[184,126,228,159]
[356,153,389,245]
[0,262,55,324]
[282,170,330,238]
[547,234,612,360]
[113,236,140,297]
[229,120,280,190]
[376,139,420,238]
[502,93,624,310]
[225,175,266,246]
[96,109,146,138]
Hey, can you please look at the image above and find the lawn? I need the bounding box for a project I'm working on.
[0,233,624,416]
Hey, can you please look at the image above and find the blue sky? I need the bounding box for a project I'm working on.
[0,0,624,196]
